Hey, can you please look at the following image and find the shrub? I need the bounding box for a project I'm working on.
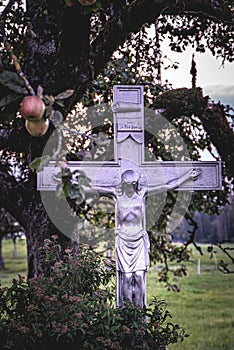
[0,237,188,349]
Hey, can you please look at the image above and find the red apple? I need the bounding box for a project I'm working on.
[25,118,49,137]
[19,95,45,121]
[78,0,96,5]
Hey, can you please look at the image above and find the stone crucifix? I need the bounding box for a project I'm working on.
[38,85,222,307]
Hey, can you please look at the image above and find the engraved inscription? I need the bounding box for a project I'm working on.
[118,119,142,131]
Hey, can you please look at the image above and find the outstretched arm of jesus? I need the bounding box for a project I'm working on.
[83,184,116,199]
[147,168,201,195]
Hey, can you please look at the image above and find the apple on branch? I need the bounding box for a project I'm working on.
[19,95,45,121]
[25,118,49,137]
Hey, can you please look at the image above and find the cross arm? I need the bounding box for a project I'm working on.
[142,161,222,193]
[37,161,121,198]
[146,168,201,195]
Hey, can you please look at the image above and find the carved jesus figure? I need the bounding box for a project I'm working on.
[86,167,201,307]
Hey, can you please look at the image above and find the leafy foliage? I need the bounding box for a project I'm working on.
[0,70,27,95]
[0,238,188,350]
[158,14,234,62]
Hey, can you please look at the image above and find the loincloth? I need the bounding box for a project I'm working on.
[115,229,150,273]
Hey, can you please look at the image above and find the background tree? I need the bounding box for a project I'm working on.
[0,0,233,280]
[172,194,234,244]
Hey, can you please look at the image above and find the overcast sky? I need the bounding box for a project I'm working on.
[161,39,234,108]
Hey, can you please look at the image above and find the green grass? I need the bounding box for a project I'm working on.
[147,246,234,350]
[0,239,234,349]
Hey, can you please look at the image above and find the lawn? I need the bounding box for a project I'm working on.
[147,245,234,350]
[0,239,234,349]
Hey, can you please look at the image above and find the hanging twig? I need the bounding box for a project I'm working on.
[0,2,35,96]
[2,37,35,96]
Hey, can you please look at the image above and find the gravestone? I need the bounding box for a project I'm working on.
[38,85,222,307]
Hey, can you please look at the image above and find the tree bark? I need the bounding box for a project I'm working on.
[0,120,76,278]
[22,0,91,98]
[0,166,77,278]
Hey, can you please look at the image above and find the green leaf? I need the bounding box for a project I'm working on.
[75,192,85,205]
[53,171,63,180]
[68,184,85,202]
[29,158,42,172]
[68,184,81,199]
[0,70,27,94]
[29,155,51,173]
[91,1,101,12]
[77,175,91,186]
[50,110,64,126]
[62,182,70,197]
[72,170,91,186]
[56,184,65,199]
[0,92,22,107]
